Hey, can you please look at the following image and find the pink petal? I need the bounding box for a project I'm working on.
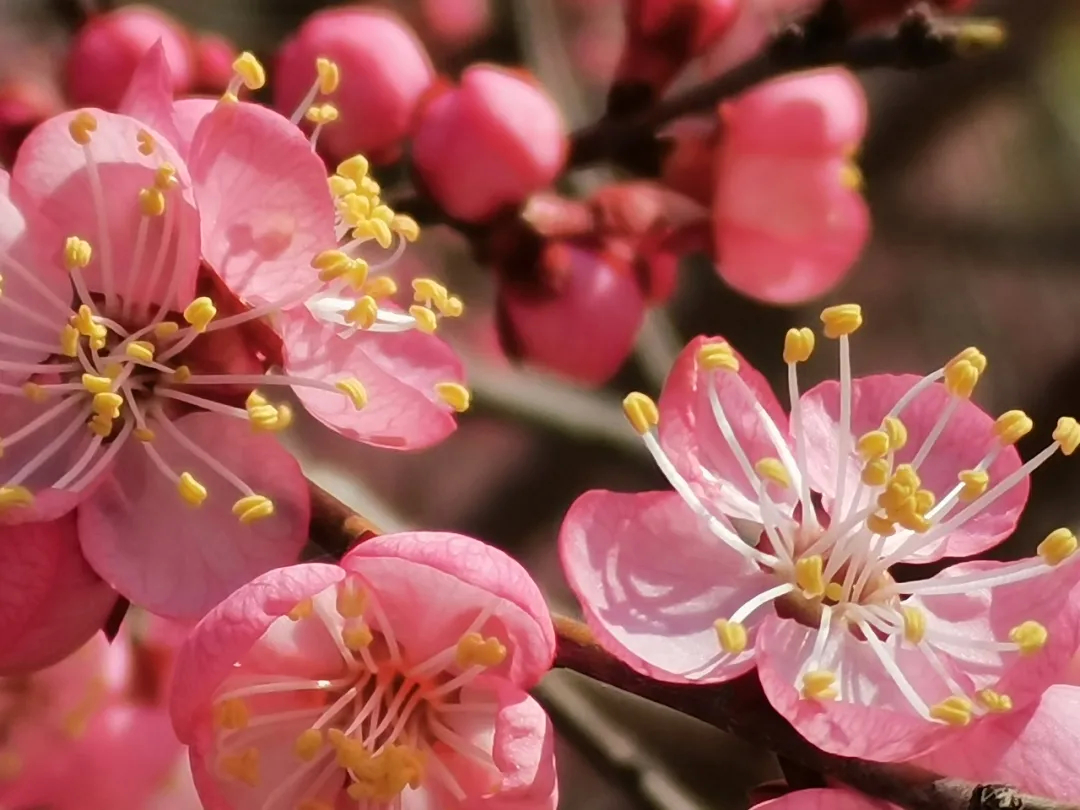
[118,43,184,151]
[560,489,774,683]
[0,513,117,674]
[658,334,794,522]
[169,562,346,742]
[77,411,310,618]
[279,306,463,449]
[187,101,336,306]
[799,374,1027,561]
[752,789,894,810]
[170,98,216,157]
[342,532,555,688]
[916,685,1080,801]
[13,109,201,309]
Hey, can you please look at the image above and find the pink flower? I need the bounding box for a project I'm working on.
[751,789,892,810]
[420,0,493,48]
[65,5,194,111]
[273,7,435,165]
[713,69,870,304]
[560,303,1080,761]
[169,533,557,810]
[412,65,568,223]
[0,634,181,810]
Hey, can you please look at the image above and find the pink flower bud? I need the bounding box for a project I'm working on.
[192,32,237,94]
[712,68,870,304]
[420,0,492,48]
[498,240,645,385]
[65,5,194,110]
[273,7,434,164]
[412,65,568,223]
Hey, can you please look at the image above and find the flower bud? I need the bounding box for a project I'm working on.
[420,0,492,48]
[273,7,434,164]
[65,5,194,110]
[412,65,568,223]
[192,32,238,94]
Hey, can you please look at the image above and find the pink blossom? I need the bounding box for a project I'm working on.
[412,65,568,223]
[560,303,1080,761]
[751,789,894,810]
[65,5,194,111]
[420,0,493,48]
[713,69,869,304]
[170,533,557,810]
[273,7,434,165]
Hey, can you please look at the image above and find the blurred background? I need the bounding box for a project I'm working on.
[4,0,1080,807]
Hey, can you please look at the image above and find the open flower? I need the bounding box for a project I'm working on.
[560,303,1080,761]
[170,533,557,810]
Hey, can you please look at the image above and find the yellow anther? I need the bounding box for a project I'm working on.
[183,297,217,333]
[894,507,931,534]
[134,427,155,442]
[947,346,987,376]
[1053,417,1080,456]
[857,430,890,460]
[891,464,920,491]
[368,218,393,249]
[232,51,266,90]
[125,340,155,363]
[288,597,314,622]
[944,360,979,399]
[839,161,864,191]
[71,305,106,340]
[412,278,449,308]
[392,214,420,242]
[820,303,863,338]
[975,689,1013,713]
[316,57,340,94]
[914,488,936,514]
[154,163,178,191]
[901,605,926,644]
[783,327,815,364]
[312,249,351,279]
[60,324,80,357]
[439,295,464,318]
[89,335,106,351]
[1038,528,1077,566]
[364,276,398,299]
[866,511,895,536]
[232,494,274,524]
[1009,621,1048,656]
[929,696,973,726]
[22,382,47,403]
[173,365,191,383]
[63,236,92,270]
[329,175,357,198]
[92,392,123,419]
[456,632,507,668]
[992,410,1032,446]
[409,305,438,334]
[435,382,470,413]
[335,378,368,410]
[345,296,379,329]
[336,577,367,619]
[293,728,324,762]
[337,155,370,183]
[342,622,374,651]
[957,469,988,502]
[136,129,155,155]
[370,204,395,225]
[213,698,250,731]
[177,472,208,507]
[154,321,179,338]
[221,747,260,786]
[800,670,838,701]
[881,416,907,451]
[0,486,33,511]
[68,110,97,145]
[824,582,844,602]
[359,176,381,197]
[794,555,825,598]
[305,103,339,125]
[87,413,113,438]
[861,458,891,488]
[755,457,790,488]
[697,341,739,373]
[623,392,659,435]
[338,192,372,225]
[139,187,166,217]
[714,619,748,655]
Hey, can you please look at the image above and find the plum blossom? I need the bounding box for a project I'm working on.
[169,533,557,810]
[560,303,1080,761]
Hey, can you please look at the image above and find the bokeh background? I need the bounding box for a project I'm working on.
[4,0,1079,807]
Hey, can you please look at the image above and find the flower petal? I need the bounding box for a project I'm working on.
[118,43,184,151]
[658,334,794,522]
[560,489,774,683]
[187,101,336,305]
[342,532,555,688]
[77,411,310,618]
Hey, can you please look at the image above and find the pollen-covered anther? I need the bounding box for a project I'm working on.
[456,632,507,668]
[87,413,113,438]
[857,429,890,460]
[177,472,208,507]
[22,382,47,403]
[59,324,80,357]
[992,409,1033,446]
[943,359,980,399]
[929,696,973,726]
[312,249,352,280]
[345,296,379,329]
[288,597,314,622]
[958,469,989,502]
[1053,417,1080,455]
[714,619,747,655]
[881,416,908,450]
[623,392,659,436]
[335,378,368,409]
[329,174,357,198]
[125,340,155,363]
[862,458,891,487]
[305,103,339,125]
[232,494,274,524]
[839,161,864,191]
[338,155,370,184]
[68,110,97,145]
[172,365,191,383]
[232,51,266,90]
[435,382,471,413]
[866,511,895,537]
[800,670,838,701]
[136,129,155,155]
[946,346,987,375]
[0,486,33,511]
[755,457,790,488]
[794,555,825,598]
[154,321,179,338]
[294,729,324,762]
[220,747,260,787]
[1009,621,1048,656]
[364,276,398,299]
[412,278,449,309]
[63,236,92,270]
[975,689,1013,713]
[92,392,123,419]
[1038,528,1077,566]
[697,341,739,372]
[824,582,843,602]
[820,303,863,338]
[316,57,340,93]
[409,305,438,334]
[213,698,250,731]
[783,327,815,364]
[139,187,166,217]
[134,427,155,442]
[355,217,394,249]
[154,163,178,191]
[392,214,421,243]
[342,621,374,651]
[183,297,217,333]
[901,605,926,644]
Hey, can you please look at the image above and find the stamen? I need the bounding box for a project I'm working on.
[3,404,93,488]
[0,253,75,317]
[820,304,862,519]
[928,696,973,726]
[1008,621,1048,655]
[1038,528,1078,566]
[859,621,929,718]
[785,328,818,529]
[800,670,838,701]
[151,410,258,501]
[728,583,794,625]
[289,57,340,125]
[714,619,748,655]
[434,382,470,413]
